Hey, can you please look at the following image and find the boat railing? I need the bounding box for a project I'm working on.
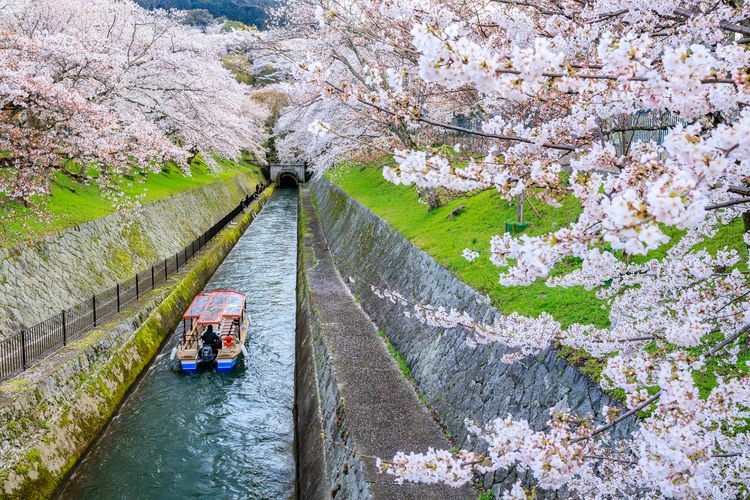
[182,329,201,349]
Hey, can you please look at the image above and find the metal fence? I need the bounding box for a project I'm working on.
[0,188,266,382]
[430,110,681,155]
[605,110,682,155]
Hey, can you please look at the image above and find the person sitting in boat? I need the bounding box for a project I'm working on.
[201,325,222,353]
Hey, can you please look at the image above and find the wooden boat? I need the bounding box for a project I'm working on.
[176,290,249,373]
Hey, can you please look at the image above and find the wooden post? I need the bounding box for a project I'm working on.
[135,274,139,299]
[151,266,155,289]
[116,283,121,312]
[62,310,67,346]
[92,295,97,327]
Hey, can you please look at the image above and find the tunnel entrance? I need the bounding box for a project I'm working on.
[269,164,306,188]
[277,173,299,188]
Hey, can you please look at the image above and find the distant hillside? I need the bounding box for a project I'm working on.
[134,0,277,27]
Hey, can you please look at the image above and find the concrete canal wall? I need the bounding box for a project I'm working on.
[0,187,274,499]
[0,172,262,339]
[295,188,471,499]
[309,178,638,493]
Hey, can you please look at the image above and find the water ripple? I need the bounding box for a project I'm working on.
[60,189,298,500]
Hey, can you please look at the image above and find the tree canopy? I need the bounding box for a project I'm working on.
[264,0,750,496]
[133,0,276,28]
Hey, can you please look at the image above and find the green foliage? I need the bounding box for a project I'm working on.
[378,330,413,380]
[222,53,255,85]
[133,0,275,28]
[180,8,216,26]
[0,155,263,248]
[377,329,430,406]
[221,19,255,32]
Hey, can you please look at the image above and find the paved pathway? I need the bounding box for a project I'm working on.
[300,188,472,499]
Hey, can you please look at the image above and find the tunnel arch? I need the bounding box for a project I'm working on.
[270,164,306,188]
[277,172,299,188]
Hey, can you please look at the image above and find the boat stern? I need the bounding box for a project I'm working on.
[181,359,198,374]
[216,357,238,372]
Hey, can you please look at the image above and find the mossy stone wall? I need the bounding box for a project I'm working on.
[0,186,275,499]
[310,178,637,494]
[0,173,262,339]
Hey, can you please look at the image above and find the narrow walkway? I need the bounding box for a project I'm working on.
[300,189,471,499]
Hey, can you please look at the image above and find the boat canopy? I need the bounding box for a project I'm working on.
[184,290,246,325]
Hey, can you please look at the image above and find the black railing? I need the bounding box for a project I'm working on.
[0,187,267,382]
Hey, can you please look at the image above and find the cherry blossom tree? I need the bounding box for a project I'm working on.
[0,0,269,203]
[265,0,471,184]
[272,0,750,496]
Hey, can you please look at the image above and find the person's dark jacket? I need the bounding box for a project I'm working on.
[201,328,222,351]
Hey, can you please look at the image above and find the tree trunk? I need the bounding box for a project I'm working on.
[418,188,442,211]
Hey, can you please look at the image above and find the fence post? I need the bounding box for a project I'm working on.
[176,252,179,270]
[116,283,121,312]
[164,259,168,280]
[92,295,97,327]
[62,310,67,346]
[21,329,27,370]
[136,274,140,299]
[184,247,188,264]
[151,266,155,289]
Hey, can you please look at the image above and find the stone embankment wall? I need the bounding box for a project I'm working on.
[0,172,261,338]
[310,178,638,492]
[295,189,471,499]
[0,187,274,499]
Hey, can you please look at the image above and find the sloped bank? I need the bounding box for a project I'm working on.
[0,171,263,338]
[310,178,637,492]
[295,188,471,499]
[0,186,274,499]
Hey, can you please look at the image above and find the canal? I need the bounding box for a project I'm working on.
[59,189,298,499]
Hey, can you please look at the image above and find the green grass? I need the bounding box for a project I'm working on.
[329,161,747,328]
[329,161,607,327]
[378,329,414,379]
[377,329,430,407]
[0,154,264,248]
[328,159,748,396]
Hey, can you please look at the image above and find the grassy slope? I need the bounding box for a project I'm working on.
[0,155,263,248]
[328,161,748,389]
[329,163,608,327]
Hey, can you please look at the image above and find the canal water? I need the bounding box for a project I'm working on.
[59,189,298,499]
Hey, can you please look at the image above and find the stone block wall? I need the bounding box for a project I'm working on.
[0,173,260,338]
[296,188,471,499]
[0,186,274,499]
[310,178,637,492]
